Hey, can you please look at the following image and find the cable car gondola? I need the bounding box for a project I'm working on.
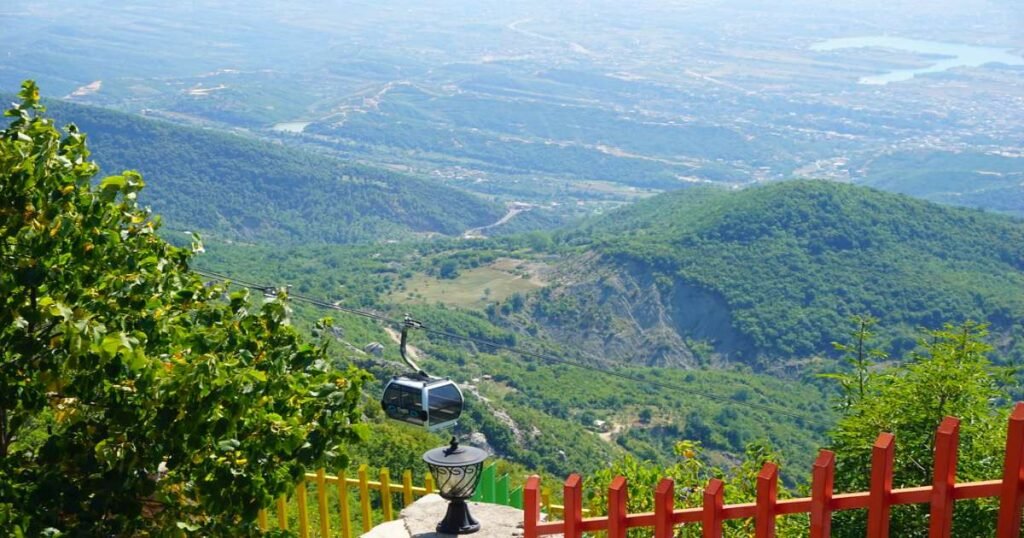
[381,317,464,431]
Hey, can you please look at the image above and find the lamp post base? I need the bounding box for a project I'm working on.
[437,498,480,535]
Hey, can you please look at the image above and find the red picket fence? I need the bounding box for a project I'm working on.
[524,402,1024,538]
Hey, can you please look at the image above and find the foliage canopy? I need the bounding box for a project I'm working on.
[35,97,502,245]
[828,321,1012,537]
[564,181,1024,362]
[0,81,369,536]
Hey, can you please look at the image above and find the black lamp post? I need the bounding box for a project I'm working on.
[423,437,488,534]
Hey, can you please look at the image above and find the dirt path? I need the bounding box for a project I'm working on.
[598,421,624,443]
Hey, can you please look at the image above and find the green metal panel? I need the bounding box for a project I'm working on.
[472,465,496,503]
[496,475,510,506]
[511,487,523,509]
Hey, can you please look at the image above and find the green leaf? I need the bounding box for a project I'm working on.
[99,332,131,357]
[128,352,149,372]
[48,302,73,321]
[176,521,200,532]
[351,423,371,442]
[98,175,125,191]
[216,439,241,452]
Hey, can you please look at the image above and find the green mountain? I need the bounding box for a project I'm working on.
[539,180,1024,367]
[859,150,1024,217]
[36,99,503,244]
[188,180,1024,478]
[193,239,834,479]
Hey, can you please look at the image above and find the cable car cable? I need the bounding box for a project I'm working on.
[192,268,829,426]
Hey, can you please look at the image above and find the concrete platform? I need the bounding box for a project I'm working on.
[361,494,524,538]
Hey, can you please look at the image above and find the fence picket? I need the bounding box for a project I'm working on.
[929,417,959,538]
[337,469,351,538]
[277,495,287,530]
[296,478,310,538]
[316,468,330,538]
[810,450,835,538]
[497,474,510,506]
[608,476,628,538]
[358,464,371,534]
[867,432,895,538]
[403,470,414,507]
[511,486,524,509]
[703,479,724,538]
[564,474,583,538]
[997,402,1024,538]
[756,463,778,538]
[380,468,393,521]
[654,478,674,538]
[477,465,496,503]
[425,472,435,494]
[524,476,541,538]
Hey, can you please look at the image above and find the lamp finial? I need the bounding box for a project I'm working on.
[444,436,460,456]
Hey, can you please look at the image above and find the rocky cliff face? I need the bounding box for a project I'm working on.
[529,253,753,368]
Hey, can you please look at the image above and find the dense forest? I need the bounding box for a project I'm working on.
[546,180,1024,363]
[144,169,1024,480]
[34,98,504,245]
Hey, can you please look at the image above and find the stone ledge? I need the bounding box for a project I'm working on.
[361,494,524,538]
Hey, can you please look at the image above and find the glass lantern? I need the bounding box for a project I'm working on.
[423,438,488,534]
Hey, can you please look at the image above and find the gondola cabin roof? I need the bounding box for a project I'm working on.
[382,375,464,431]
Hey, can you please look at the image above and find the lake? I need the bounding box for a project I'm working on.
[811,36,1024,85]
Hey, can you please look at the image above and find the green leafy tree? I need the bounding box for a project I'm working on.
[828,321,1011,537]
[0,81,370,536]
[820,315,887,410]
[585,440,802,537]
[439,260,459,279]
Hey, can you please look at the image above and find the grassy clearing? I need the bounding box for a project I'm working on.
[390,259,546,309]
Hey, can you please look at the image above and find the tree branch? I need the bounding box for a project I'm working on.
[0,405,8,458]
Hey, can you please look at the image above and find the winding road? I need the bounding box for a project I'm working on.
[463,203,533,239]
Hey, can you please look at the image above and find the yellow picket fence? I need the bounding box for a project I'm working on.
[256,464,571,538]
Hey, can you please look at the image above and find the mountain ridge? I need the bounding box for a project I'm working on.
[26,97,504,245]
[530,180,1024,367]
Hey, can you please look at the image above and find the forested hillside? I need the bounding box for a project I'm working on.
[860,150,1024,217]
[188,180,1024,480]
[541,181,1024,366]
[190,237,833,478]
[35,98,503,244]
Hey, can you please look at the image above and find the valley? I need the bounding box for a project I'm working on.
[4,2,1024,530]
[191,178,1024,480]
[35,98,504,245]
[3,0,1022,220]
